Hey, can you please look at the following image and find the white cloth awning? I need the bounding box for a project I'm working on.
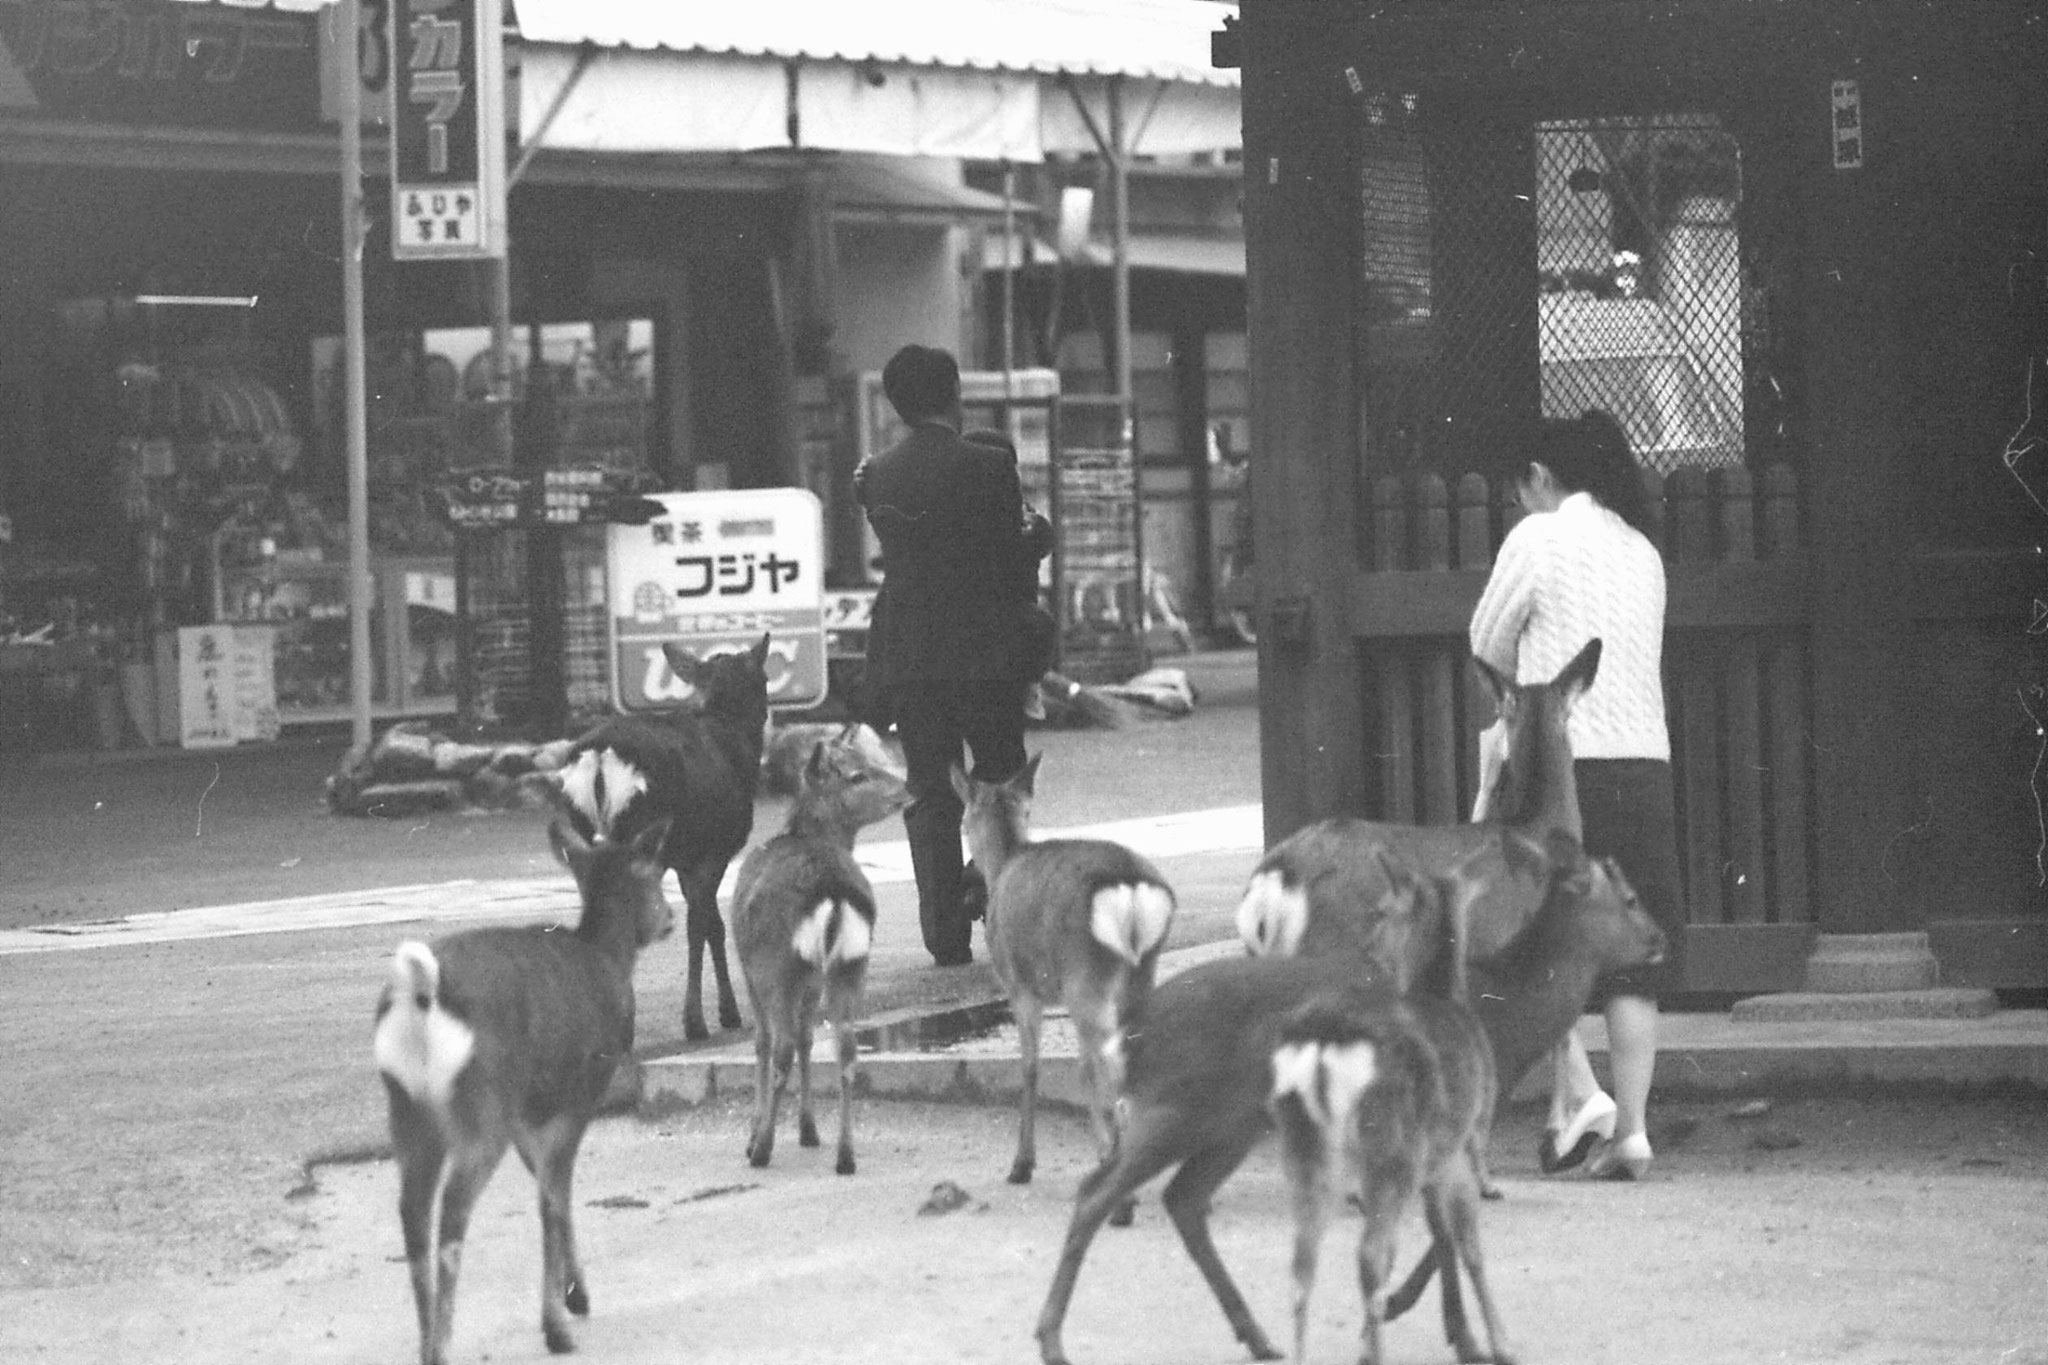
[984,231,1245,277]
[511,0,1239,162]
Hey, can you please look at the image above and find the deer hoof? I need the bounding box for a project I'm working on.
[564,1278,589,1317]
[1242,1328,1281,1361]
[1007,1159,1034,1185]
[683,1016,711,1043]
[543,1316,576,1354]
[746,1138,772,1169]
[719,1003,744,1031]
[1108,1196,1137,1228]
[799,1117,821,1148]
[836,1150,856,1176]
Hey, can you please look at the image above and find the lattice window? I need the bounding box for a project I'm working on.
[1535,116,1746,473]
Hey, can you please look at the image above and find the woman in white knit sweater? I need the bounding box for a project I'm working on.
[1468,410,1682,1181]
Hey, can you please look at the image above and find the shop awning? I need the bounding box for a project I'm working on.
[829,157,1028,224]
[510,0,1241,162]
[984,232,1245,277]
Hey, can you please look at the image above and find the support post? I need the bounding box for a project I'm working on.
[337,0,374,750]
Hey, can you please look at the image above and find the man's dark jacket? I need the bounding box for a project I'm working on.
[857,421,1033,683]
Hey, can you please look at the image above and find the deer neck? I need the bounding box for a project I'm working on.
[784,798,863,852]
[964,807,1029,879]
[1500,720,1583,842]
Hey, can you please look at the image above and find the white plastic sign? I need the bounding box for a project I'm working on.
[607,489,828,711]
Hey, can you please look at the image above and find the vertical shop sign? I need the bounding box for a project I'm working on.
[387,0,505,259]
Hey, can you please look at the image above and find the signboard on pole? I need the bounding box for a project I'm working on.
[607,490,828,711]
[387,0,505,259]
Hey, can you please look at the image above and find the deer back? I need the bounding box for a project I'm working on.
[733,833,878,973]
[985,838,1174,994]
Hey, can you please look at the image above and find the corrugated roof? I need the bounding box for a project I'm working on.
[510,0,1239,88]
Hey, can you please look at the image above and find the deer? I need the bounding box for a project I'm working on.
[1271,989,1514,1365]
[1236,638,1601,975]
[731,722,910,1175]
[954,753,1176,1202]
[1030,833,1665,1365]
[372,749,675,1365]
[560,634,771,1042]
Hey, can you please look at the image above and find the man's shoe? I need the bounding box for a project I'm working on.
[931,948,973,968]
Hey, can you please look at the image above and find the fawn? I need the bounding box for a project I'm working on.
[954,753,1176,1192]
[1030,832,1664,1365]
[1271,990,1514,1365]
[1236,639,1600,973]
[731,722,909,1175]
[373,755,674,1365]
[561,634,771,1041]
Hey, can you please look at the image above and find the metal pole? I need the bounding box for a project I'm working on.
[1001,159,1016,395]
[338,0,374,750]
[1107,75,1145,664]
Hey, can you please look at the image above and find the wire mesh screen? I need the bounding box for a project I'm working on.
[1535,117,1746,473]
[1358,91,1539,483]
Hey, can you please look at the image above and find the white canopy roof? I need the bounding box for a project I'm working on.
[510,0,1241,162]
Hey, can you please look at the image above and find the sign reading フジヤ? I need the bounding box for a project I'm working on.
[387,0,505,259]
[607,490,828,711]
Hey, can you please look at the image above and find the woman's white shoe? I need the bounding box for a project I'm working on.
[1539,1090,1618,1174]
[1587,1130,1654,1181]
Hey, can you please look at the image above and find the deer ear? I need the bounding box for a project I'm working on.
[806,740,831,786]
[548,814,590,868]
[949,763,973,805]
[1555,637,1602,701]
[629,817,673,862]
[660,642,704,687]
[750,633,772,669]
[1015,751,1043,795]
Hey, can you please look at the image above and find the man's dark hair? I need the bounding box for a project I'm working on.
[882,345,961,424]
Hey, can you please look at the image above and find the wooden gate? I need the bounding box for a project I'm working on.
[1356,463,1815,993]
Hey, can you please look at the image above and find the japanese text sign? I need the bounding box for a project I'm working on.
[387,0,505,259]
[607,490,828,711]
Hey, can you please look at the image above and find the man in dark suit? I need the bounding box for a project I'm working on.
[857,345,1043,966]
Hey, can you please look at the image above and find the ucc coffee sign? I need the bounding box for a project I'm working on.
[386,0,505,260]
[607,490,829,712]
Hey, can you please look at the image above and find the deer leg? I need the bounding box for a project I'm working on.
[1436,1171,1518,1365]
[1162,1132,1283,1362]
[1033,1100,1189,1365]
[797,1001,821,1149]
[680,870,712,1042]
[1352,1183,1404,1365]
[1381,1241,1440,1323]
[696,863,745,1032]
[1421,1188,1485,1363]
[387,1086,446,1365]
[1277,1118,1333,1365]
[1072,1005,1137,1226]
[431,1135,508,1365]
[746,1011,776,1165]
[521,1117,591,1353]
[832,990,860,1175]
[1010,991,1044,1184]
[750,1035,797,1168]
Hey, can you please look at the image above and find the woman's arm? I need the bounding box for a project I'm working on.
[1467,518,1545,676]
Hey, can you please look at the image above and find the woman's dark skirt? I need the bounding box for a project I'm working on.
[1575,758,1684,1005]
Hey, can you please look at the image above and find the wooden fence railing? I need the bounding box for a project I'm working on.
[1352,465,1815,984]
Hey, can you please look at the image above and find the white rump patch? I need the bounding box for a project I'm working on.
[792,899,870,967]
[1089,882,1175,966]
[1236,870,1308,957]
[1269,1039,1378,1134]
[373,940,476,1109]
[559,747,648,836]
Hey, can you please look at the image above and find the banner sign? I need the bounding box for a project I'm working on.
[438,466,662,529]
[607,489,828,711]
[387,0,505,259]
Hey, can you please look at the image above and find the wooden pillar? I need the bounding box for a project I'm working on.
[1241,4,1367,842]
[1797,59,1918,933]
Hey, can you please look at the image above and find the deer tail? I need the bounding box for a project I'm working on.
[1235,868,1308,957]
[372,941,476,1111]
[1089,881,1175,967]
[792,898,872,969]
[558,747,649,838]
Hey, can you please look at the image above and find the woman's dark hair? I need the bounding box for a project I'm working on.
[1531,409,1653,537]
[881,344,960,424]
